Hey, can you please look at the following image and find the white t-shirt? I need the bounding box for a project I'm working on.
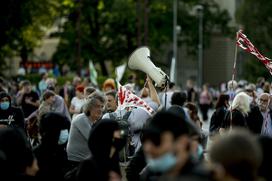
[71,97,85,120]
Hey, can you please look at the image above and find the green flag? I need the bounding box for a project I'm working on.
[89,60,98,85]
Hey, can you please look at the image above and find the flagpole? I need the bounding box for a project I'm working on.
[230,31,239,130]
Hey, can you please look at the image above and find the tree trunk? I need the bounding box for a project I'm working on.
[20,46,28,64]
[99,60,108,76]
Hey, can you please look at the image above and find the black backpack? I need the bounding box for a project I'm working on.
[109,111,134,163]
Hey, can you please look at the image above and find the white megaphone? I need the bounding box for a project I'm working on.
[128,46,169,88]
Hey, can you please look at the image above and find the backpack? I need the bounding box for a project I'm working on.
[109,111,134,163]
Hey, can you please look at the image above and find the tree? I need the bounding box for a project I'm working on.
[236,0,272,81]
[53,0,232,76]
[0,0,67,67]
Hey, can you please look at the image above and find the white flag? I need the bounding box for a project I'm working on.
[115,63,126,82]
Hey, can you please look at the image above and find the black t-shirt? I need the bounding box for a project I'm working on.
[21,91,39,118]
[187,88,196,102]
[222,109,247,129]
[0,106,25,129]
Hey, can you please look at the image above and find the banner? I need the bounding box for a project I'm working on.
[236,30,272,75]
[117,82,154,115]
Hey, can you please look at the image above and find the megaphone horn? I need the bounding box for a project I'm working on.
[128,46,169,88]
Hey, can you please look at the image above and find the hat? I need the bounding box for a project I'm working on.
[103,78,116,91]
[76,85,84,93]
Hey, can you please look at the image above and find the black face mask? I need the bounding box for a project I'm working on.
[112,138,127,151]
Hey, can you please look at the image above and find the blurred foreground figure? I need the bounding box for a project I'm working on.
[34,112,70,181]
[0,128,39,180]
[209,129,262,181]
[76,119,127,181]
[140,111,212,181]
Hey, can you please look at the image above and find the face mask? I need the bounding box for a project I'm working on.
[58,129,69,145]
[192,144,204,161]
[147,152,177,173]
[112,137,127,151]
[0,101,10,110]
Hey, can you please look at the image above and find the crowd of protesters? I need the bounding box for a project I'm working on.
[0,71,272,181]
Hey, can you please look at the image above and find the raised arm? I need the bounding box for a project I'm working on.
[146,76,160,106]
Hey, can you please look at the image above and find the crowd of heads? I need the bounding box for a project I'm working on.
[0,73,271,181]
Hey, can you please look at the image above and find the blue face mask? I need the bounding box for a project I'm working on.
[147,152,177,172]
[0,101,10,110]
[58,129,69,145]
[197,144,204,159]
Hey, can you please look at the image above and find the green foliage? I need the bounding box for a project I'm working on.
[0,0,67,64]
[0,0,232,78]
[53,0,231,76]
[243,58,270,82]
[236,0,272,80]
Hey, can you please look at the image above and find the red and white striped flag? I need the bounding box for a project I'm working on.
[117,83,154,115]
[236,30,272,75]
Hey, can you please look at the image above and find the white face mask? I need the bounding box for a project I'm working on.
[58,129,69,145]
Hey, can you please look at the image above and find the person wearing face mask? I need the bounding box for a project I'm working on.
[34,112,70,181]
[258,93,272,137]
[140,111,213,181]
[0,91,25,129]
[76,118,127,181]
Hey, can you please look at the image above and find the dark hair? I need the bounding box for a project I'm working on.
[105,90,116,99]
[215,94,229,109]
[210,129,262,181]
[167,105,187,122]
[40,72,47,79]
[39,112,70,145]
[0,92,11,103]
[185,102,198,115]
[20,80,31,87]
[171,91,187,106]
[42,90,55,101]
[142,111,194,146]
[0,128,34,175]
[84,86,96,95]
[169,82,175,89]
[88,119,120,157]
